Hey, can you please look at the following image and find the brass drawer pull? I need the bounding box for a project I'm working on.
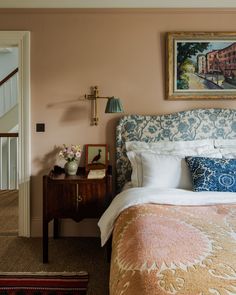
[76,184,83,209]
[76,195,82,209]
[77,195,83,202]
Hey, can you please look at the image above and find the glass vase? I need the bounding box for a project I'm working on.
[64,160,78,176]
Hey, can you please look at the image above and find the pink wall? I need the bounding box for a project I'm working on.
[1,9,236,236]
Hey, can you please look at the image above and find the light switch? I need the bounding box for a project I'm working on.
[36,123,45,132]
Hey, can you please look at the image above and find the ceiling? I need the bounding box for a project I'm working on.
[0,0,236,9]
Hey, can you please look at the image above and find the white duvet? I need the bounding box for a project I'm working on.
[98,187,236,246]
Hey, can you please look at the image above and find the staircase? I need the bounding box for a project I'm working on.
[0,68,18,131]
[0,68,19,190]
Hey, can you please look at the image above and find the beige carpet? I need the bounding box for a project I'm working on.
[0,190,18,236]
[0,236,109,295]
[0,190,109,294]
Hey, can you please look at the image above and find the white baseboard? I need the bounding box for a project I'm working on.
[31,217,100,237]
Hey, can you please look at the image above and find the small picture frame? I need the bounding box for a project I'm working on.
[85,144,108,171]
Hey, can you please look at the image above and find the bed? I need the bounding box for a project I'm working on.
[98,108,236,295]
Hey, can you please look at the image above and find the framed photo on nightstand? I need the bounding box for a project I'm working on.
[85,144,108,171]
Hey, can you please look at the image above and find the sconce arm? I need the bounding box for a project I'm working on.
[84,95,111,101]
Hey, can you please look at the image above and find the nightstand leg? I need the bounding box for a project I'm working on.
[43,220,48,263]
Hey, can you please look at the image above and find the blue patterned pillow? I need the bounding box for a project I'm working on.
[185,157,236,192]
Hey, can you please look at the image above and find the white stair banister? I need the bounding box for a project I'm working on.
[0,133,18,190]
[0,68,18,119]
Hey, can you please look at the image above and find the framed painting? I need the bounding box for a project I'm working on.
[85,144,108,171]
[166,32,236,100]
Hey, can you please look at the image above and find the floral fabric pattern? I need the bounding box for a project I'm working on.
[116,108,236,191]
[110,203,236,295]
[186,156,236,192]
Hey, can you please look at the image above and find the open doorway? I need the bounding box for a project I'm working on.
[0,46,19,236]
[0,31,30,237]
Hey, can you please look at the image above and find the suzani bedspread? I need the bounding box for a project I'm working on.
[111,203,236,295]
[98,188,236,295]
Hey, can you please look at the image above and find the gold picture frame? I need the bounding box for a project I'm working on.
[85,144,108,171]
[166,31,236,100]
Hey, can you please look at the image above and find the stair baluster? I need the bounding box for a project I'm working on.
[0,133,18,190]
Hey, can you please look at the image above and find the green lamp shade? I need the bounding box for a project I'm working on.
[105,97,124,113]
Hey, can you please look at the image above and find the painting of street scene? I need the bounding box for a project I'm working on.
[176,40,236,91]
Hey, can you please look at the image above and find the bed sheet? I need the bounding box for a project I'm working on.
[98,187,236,246]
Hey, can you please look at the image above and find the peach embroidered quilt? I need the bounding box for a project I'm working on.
[110,203,236,295]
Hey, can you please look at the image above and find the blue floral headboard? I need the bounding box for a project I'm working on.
[116,108,236,192]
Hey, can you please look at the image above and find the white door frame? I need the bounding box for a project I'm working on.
[0,31,31,237]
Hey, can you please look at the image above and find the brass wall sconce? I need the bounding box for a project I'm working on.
[84,86,124,126]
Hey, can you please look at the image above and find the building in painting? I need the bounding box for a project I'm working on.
[206,50,220,74]
[197,54,207,74]
[218,42,236,78]
[197,43,236,81]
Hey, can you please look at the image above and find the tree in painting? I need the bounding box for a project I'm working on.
[177,42,209,89]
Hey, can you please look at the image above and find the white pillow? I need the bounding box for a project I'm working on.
[127,147,222,187]
[127,151,197,187]
[127,150,143,187]
[140,152,222,189]
[214,139,236,158]
[126,139,215,153]
[126,139,216,187]
[219,148,236,158]
[214,139,236,148]
[141,153,191,189]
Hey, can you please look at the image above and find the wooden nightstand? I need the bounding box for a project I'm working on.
[42,166,113,263]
